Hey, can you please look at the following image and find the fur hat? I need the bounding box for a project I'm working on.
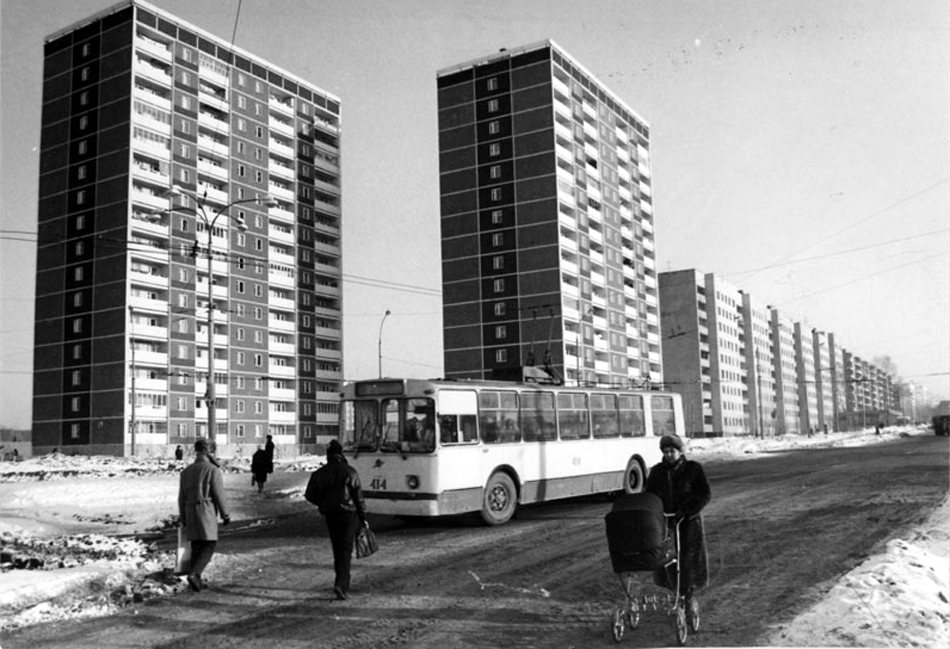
[326,439,344,456]
[659,434,685,452]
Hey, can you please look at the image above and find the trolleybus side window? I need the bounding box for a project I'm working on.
[651,395,676,436]
[438,414,478,445]
[557,392,589,440]
[521,390,556,442]
[591,393,620,438]
[478,390,520,444]
[618,394,645,437]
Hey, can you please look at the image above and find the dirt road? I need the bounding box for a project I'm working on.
[3,435,946,648]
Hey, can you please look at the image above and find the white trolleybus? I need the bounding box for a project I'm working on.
[338,371,685,525]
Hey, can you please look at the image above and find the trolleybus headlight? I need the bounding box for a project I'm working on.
[406,475,420,490]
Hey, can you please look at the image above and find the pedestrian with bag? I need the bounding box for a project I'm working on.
[178,438,230,592]
[305,439,368,600]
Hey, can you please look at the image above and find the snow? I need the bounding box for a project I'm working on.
[1,426,947,647]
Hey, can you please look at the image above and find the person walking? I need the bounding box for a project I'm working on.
[174,445,183,461]
[178,438,230,592]
[305,439,367,600]
[645,434,711,630]
[251,445,269,493]
[264,434,276,471]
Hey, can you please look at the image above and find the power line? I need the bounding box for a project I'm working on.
[733,176,950,284]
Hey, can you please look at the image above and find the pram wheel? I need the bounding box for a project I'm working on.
[612,605,626,642]
[671,603,688,646]
[627,599,641,629]
[687,595,700,632]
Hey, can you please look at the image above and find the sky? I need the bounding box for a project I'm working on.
[2,0,948,429]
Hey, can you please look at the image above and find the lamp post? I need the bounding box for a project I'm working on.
[378,310,391,379]
[165,185,277,444]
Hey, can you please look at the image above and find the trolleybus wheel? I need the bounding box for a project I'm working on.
[612,606,625,642]
[687,596,700,632]
[481,472,516,525]
[672,604,688,646]
[622,458,645,494]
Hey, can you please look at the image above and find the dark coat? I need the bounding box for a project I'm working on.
[251,449,269,483]
[645,455,711,593]
[179,453,229,541]
[264,439,276,472]
[306,454,367,523]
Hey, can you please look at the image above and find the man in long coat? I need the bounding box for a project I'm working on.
[178,438,230,592]
[645,434,711,624]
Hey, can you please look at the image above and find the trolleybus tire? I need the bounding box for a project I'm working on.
[622,457,645,494]
[481,472,517,525]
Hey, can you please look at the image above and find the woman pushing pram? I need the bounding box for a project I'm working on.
[605,434,711,644]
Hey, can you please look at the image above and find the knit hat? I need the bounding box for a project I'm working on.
[327,439,344,457]
[659,434,685,452]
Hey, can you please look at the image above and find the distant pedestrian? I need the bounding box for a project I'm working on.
[264,435,276,473]
[178,438,230,592]
[174,445,184,461]
[251,445,269,493]
[875,423,883,436]
[645,434,711,631]
[305,439,367,600]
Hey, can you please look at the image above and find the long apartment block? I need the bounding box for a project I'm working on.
[33,0,343,455]
[660,268,903,436]
[437,40,662,387]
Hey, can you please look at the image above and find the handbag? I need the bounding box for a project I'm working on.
[354,524,378,559]
[175,527,192,574]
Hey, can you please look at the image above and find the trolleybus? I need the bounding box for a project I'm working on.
[338,374,684,525]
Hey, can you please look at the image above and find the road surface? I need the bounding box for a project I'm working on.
[2,434,946,648]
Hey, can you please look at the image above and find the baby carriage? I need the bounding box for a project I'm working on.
[604,492,699,645]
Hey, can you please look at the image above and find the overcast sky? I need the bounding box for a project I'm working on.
[2,0,948,428]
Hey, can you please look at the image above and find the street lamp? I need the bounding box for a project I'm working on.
[164,185,277,444]
[378,310,391,379]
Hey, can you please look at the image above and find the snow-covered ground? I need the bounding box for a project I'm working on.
[1,426,947,647]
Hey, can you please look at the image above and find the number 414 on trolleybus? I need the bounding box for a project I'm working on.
[338,374,685,525]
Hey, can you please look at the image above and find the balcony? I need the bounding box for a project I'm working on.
[131,187,168,210]
[198,111,229,134]
[268,183,294,201]
[136,35,172,62]
[269,226,295,245]
[270,162,295,181]
[269,117,294,137]
[268,363,296,378]
[134,59,172,86]
[268,317,295,333]
[132,162,169,186]
[198,158,228,182]
[269,96,294,116]
[269,138,295,159]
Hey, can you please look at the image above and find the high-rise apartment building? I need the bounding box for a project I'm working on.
[32,0,343,455]
[436,40,661,387]
[794,323,819,434]
[741,291,776,438]
[771,309,801,435]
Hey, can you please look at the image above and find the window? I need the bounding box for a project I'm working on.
[255,126,264,138]
[494,302,506,316]
[488,120,500,135]
[490,187,502,201]
[75,241,84,256]
[73,292,83,307]
[487,98,499,113]
[237,164,246,177]
[237,351,245,364]
[495,349,508,363]
[238,96,247,109]
[78,115,89,131]
[236,280,245,293]
[493,278,504,293]
[489,143,501,157]
[71,370,81,386]
[179,143,190,157]
[179,95,191,111]
[490,165,501,179]
[72,318,82,333]
[254,353,263,366]
[487,77,498,91]
[492,255,504,270]
[491,209,503,224]
[495,325,507,339]
[236,400,245,414]
[81,42,91,57]
[254,401,264,414]
[492,232,503,246]
[72,344,82,360]
[79,91,89,106]
[81,67,90,82]
[77,140,88,155]
[71,396,81,412]
[237,118,246,131]
[74,267,84,281]
[236,327,245,341]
